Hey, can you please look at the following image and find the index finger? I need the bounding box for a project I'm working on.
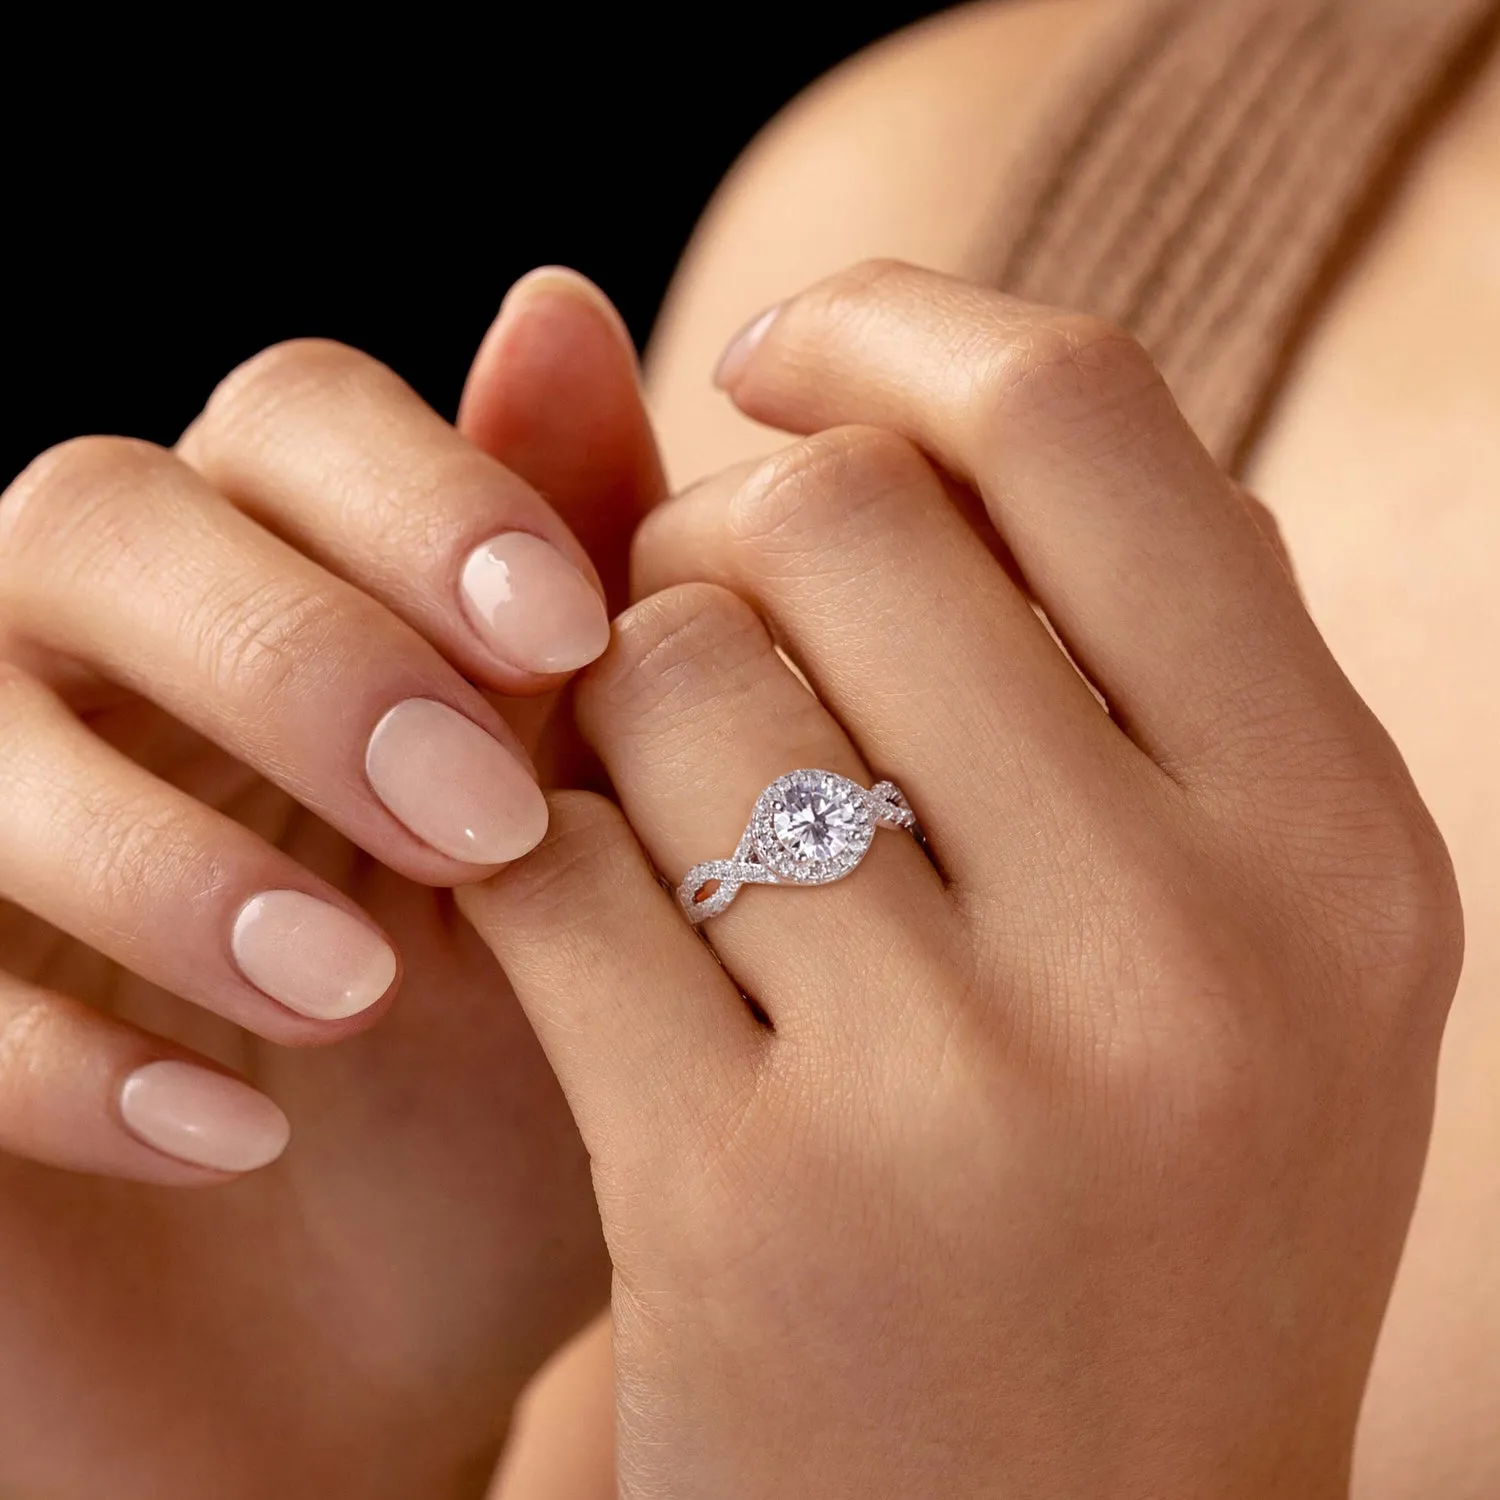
[713,260,1353,791]
[180,338,611,696]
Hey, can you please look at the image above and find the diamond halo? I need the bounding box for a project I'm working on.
[678,770,917,924]
[751,770,875,885]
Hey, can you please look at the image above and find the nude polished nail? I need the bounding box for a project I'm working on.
[460,532,611,674]
[231,890,398,1020]
[365,698,549,864]
[120,1061,291,1173]
[713,304,782,389]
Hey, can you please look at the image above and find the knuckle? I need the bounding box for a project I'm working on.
[484,791,639,926]
[198,338,390,444]
[1241,736,1464,1022]
[1235,486,1300,588]
[583,578,835,768]
[726,426,931,556]
[197,572,364,707]
[587,583,767,718]
[0,436,172,563]
[1320,803,1464,1015]
[979,314,1170,452]
[78,792,199,917]
[820,256,920,303]
[1135,1027,1275,1174]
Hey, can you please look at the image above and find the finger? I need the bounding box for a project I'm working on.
[714,260,1353,784]
[179,336,610,694]
[0,975,289,1183]
[631,431,1127,888]
[459,267,667,614]
[0,440,547,883]
[574,583,953,1034]
[457,267,668,778]
[0,666,398,1040]
[455,792,758,1166]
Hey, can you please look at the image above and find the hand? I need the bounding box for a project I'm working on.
[460,262,1463,1499]
[0,270,661,1498]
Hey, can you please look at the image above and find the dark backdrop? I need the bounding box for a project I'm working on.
[6,10,938,486]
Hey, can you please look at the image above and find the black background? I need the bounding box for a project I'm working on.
[6,10,938,486]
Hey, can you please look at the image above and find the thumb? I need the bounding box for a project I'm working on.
[458,267,667,615]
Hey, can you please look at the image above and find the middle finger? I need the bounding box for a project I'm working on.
[633,426,1138,891]
[576,581,952,1036]
[179,337,613,692]
[0,438,546,883]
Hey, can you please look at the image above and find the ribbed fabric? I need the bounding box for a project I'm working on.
[982,0,1500,474]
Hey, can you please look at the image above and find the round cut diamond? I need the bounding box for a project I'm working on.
[771,771,862,862]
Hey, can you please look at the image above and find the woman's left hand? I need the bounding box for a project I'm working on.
[461,262,1463,1500]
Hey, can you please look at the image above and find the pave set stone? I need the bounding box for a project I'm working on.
[678,770,918,924]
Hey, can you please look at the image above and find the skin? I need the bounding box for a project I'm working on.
[0,271,662,1498]
[464,261,1461,1497]
[0,2,1490,1494]
[501,5,1500,1494]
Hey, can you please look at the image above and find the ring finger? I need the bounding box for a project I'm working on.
[179,335,613,692]
[0,667,399,1041]
[575,581,952,1035]
[632,426,1135,895]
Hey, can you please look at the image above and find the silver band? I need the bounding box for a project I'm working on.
[677,769,918,925]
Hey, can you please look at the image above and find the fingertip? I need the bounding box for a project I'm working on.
[454,789,631,932]
[230,889,400,1024]
[458,531,612,677]
[712,304,783,392]
[119,1060,291,1175]
[461,266,640,437]
[501,266,639,363]
[364,697,550,869]
[459,263,666,612]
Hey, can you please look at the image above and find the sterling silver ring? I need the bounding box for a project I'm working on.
[677,769,918,925]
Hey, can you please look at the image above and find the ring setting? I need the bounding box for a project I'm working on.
[678,769,917,925]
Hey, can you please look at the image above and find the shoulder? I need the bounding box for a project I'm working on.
[646,0,1116,484]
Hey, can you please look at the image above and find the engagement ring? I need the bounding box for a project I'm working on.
[677,769,917,925]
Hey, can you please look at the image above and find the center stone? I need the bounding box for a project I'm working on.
[772,772,862,862]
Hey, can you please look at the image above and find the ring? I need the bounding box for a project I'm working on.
[677,769,918,925]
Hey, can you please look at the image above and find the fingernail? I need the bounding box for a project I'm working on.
[231,890,398,1021]
[365,698,549,864]
[713,305,782,389]
[120,1060,290,1173]
[501,266,638,362]
[460,532,611,674]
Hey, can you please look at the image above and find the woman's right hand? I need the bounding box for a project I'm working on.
[0,269,661,1498]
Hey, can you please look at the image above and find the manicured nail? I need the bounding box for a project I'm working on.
[120,1060,290,1173]
[713,305,782,389]
[460,532,611,674]
[231,890,398,1021]
[365,698,549,864]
